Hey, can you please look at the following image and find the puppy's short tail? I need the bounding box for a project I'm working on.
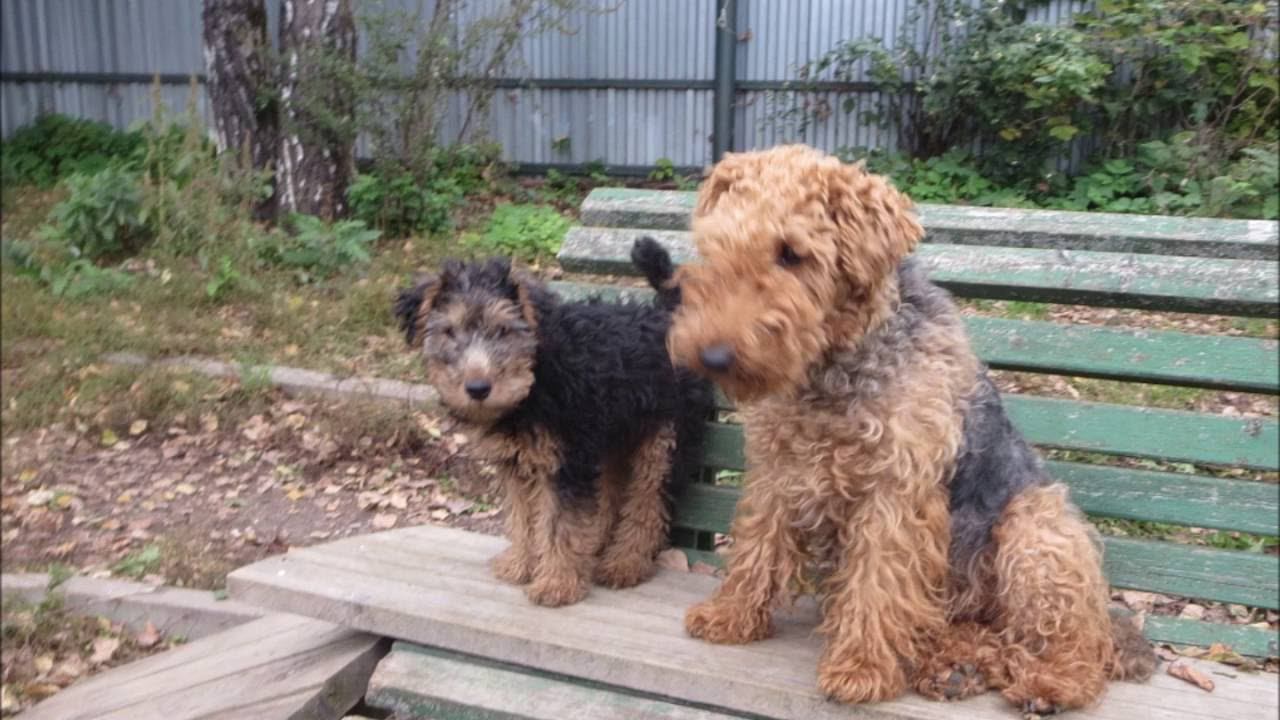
[631,236,681,311]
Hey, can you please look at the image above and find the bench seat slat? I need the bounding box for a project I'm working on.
[549,281,1280,393]
[580,187,1280,260]
[702,394,1279,470]
[672,485,1277,609]
[558,228,1279,316]
[677,461,1279,537]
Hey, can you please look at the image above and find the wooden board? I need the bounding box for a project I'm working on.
[20,613,385,720]
[677,455,1280,537]
[550,281,1280,395]
[228,525,1280,720]
[368,643,746,719]
[558,227,1279,316]
[671,483,1279,611]
[701,396,1280,473]
[578,188,1280,260]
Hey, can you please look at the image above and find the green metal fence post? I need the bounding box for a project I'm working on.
[712,0,737,161]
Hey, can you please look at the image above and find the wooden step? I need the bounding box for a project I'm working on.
[579,188,1280,260]
[228,525,1280,720]
[19,613,385,720]
[557,227,1279,316]
[368,643,744,719]
[549,281,1280,394]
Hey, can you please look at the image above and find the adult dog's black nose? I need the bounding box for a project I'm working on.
[699,344,735,372]
[464,380,492,400]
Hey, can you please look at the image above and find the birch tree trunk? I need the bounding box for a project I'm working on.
[201,0,278,219]
[276,0,357,221]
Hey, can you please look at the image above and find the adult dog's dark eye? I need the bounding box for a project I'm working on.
[777,242,803,268]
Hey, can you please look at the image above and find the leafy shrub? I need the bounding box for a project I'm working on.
[848,136,1278,219]
[852,149,1035,207]
[38,164,149,261]
[134,85,271,256]
[252,214,380,282]
[794,2,1109,181]
[1076,0,1278,157]
[348,172,461,237]
[465,204,571,259]
[1,114,143,188]
[1,240,133,299]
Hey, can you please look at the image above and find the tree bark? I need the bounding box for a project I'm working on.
[201,0,278,220]
[276,0,357,221]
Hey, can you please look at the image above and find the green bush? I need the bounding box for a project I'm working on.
[1,114,143,188]
[38,164,149,261]
[850,136,1279,220]
[252,214,380,283]
[347,172,461,237]
[465,204,571,259]
[1,240,133,299]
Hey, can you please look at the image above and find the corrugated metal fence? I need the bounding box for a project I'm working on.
[0,0,1084,171]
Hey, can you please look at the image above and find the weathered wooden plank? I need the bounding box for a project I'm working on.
[558,228,1279,316]
[368,643,746,719]
[679,462,1280,537]
[671,484,1278,609]
[1144,617,1280,658]
[701,397,1278,471]
[579,188,1280,260]
[20,613,385,720]
[228,526,1280,720]
[549,281,1280,394]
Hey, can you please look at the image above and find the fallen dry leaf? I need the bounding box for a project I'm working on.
[89,636,120,665]
[1,685,17,713]
[1179,603,1206,620]
[22,682,61,701]
[657,548,689,572]
[388,493,408,510]
[691,562,719,576]
[33,654,54,676]
[51,655,87,685]
[129,419,148,436]
[100,429,119,447]
[371,513,398,530]
[136,621,162,648]
[174,483,196,496]
[1167,662,1215,692]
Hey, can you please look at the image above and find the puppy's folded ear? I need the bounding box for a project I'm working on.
[393,276,439,346]
[504,267,550,330]
[395,260,465,345]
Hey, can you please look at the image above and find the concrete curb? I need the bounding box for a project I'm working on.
[2,572,264,640]
[102,352,438,408]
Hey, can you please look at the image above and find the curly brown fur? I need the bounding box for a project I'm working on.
[395,256,712,607]
[669,144,1155,709]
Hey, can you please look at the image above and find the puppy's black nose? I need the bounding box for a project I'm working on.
[464,380,492,400]
[699,344,735,372]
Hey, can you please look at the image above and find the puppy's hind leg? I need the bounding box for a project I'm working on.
[595,423,678,589]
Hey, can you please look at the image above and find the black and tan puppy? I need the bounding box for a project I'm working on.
[394,251,711,607]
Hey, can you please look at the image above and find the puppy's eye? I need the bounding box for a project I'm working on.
[443,327,457,340]
[777,242,803,268]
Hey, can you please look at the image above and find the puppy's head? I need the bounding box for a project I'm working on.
[668,145,922,401]
[395,258,543,424]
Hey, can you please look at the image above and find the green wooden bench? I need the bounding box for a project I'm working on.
[554,188,1280,657]
[227,192,1279,719]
